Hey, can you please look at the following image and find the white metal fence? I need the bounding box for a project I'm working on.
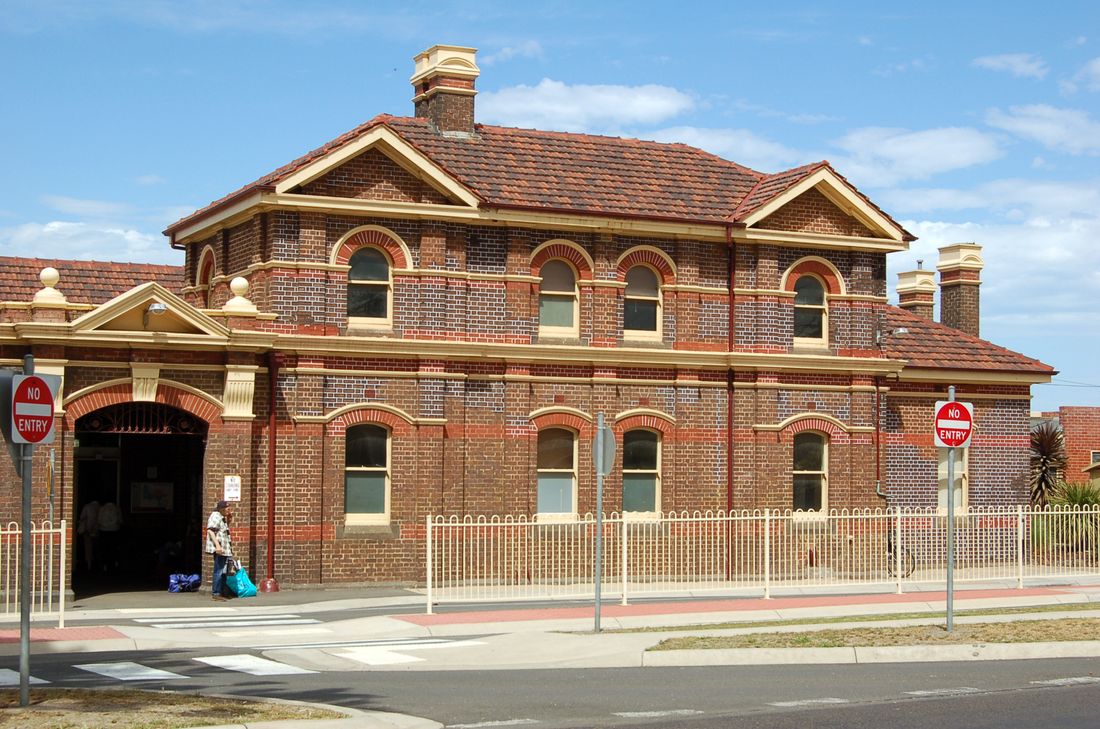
[0,520,67,627]
[425,507,1100,610]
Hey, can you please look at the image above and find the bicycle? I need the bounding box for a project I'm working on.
[885,530,915,578]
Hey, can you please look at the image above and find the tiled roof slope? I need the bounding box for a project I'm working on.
[880,306,1054,374]
[166,115,910,235]
[0,257,184,305]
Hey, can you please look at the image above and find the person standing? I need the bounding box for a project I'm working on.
[206,500,233,601]
[76,497,100,571]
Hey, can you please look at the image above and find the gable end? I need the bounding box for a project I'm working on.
[757,187,876,238]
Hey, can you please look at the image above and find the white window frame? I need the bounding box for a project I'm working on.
[792,273,828,349]
[622,428,661,519]
[344,424,391,525]
[536,427,578,522]
[347,246,393,329]
[538,260,580,338]
[1091,450,1100,464]
[623,264,663,342]
[937,446,969,514]
[792,431,828,517]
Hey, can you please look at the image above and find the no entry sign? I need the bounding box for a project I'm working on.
[11,375,56,444]
[934,400,973,449]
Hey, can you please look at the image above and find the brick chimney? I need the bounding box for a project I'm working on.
[937,243,984,337]
[411,45,479,134]
[896,263,936,320]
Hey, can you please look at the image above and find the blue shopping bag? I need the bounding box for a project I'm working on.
[226,562,258,598]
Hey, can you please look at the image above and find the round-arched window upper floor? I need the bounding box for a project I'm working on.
[348,247,392,323]
[538,260,579,336]
[624,265,661,338]
[793,274,826,341]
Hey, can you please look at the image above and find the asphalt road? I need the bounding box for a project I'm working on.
[17,650,1100,728]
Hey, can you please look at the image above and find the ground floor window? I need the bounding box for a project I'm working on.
[792,431,827,512]
[345,424,390,523]
[537,427,576,517]
[622,429,660,513]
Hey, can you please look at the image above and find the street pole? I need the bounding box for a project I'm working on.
[946,385,955,633]
[19,354,34,706]
[594,412,605,633]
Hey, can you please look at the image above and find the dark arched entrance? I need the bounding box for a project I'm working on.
[73,403,207,595]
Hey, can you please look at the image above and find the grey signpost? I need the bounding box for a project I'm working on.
[934,386,973,634]
[592,412,615,633]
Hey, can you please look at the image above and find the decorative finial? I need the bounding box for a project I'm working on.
[223,276,257,313]
[33,267,67,304]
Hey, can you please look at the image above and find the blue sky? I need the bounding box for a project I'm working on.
[1,1,1098,411]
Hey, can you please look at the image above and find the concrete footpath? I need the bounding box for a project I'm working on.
[3,581,1100,728]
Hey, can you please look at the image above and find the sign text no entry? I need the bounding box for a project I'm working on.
[934,400,973,449]
[12,375,56,444]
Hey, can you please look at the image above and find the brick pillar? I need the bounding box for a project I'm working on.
[937,243,984,337]
[895,268,935,320]
[411,45,479,134]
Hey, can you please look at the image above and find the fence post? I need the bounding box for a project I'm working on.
[895,508,903,595]
[425,516,433,615]
[58,520,66,629]
[620,517,628,606]
[763,508,771,600]
[1017,505,1024,589]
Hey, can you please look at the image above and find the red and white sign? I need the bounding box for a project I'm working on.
[934,400,973,449]
[11,375,56,444]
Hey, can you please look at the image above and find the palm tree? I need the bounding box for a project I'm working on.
[1030,420,1067,507]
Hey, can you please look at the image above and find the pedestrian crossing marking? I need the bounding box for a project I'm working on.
[214,627,332,638]
[75,662,186,681]
[0,668,48,685]
[194,654,317,676]
[133,613,320,630]
[333,638,486,666]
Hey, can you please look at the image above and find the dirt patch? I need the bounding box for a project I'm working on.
[653,617,1100,651]
[0,688,343,728]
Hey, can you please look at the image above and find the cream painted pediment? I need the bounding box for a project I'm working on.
[275,125,480,208]
[71,282,229,337]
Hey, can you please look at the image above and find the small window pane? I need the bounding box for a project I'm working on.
[794,308,823,339]
[538,429,574,469]
[540,260,576,293]
[349,284,388,318]
[349,248,389,281]
[346,425,387,468]
[623,473,657,512]
[623,430,658,470]
[793,474,822,511]
[539,295,574,328]
[624,299,658,331]
[537,473,574,513]
[625,266,658,297]
[793,433,824,471]
[794,276,825,305]
[345,472,386,513]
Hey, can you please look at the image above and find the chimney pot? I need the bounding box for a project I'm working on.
[411,44,479,134]
[936,243,984,337]
[896,269,936,321]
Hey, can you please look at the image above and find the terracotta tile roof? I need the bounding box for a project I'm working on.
[168,115,909,234]
[880,306,1054,375]
[0,257,185,305]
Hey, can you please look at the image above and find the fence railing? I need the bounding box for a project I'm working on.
[425,506,1100,611]
[0,520,67,627]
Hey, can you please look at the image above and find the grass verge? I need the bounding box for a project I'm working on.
[0,687,344,729]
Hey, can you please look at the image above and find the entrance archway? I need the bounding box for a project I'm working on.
[73,403,207,595]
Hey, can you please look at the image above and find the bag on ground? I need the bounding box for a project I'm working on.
[168,573,201,593]
[226,564,258,598]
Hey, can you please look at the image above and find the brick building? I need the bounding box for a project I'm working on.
[1035,406,1100,483]
[0,45,1053,591]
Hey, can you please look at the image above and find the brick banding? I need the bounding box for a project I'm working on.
[530,242,593,279]
[334,228,410,269]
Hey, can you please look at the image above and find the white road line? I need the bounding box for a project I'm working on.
[194,654,317,676]
[905,687,981,696]
[447,720,538,728]
[768,698,849,707]
[0,668,48,686]
[134,613,305,624]
[613,710,704,718]
[140,619,319,629]
[263,637,458,650]
[75,662,186,681]
[119,607,234,615]
[334,639,486,666]
[1032,677,1100,686]
[214,627,332,638]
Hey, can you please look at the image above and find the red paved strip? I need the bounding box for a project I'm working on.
[0,626,125,644]
[401,587,1068,626]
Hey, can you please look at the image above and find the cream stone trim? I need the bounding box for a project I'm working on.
[274,126,480,207]
[390,268,540,284]
[311,402,421,425]
[898,368,1052,386]
[414,86,477,102]
[615,245,678,276]
[63,377,224,414]
[528,406,593,423]
[734,382,880,393]
[131,364,160,402]
[531,239,596,276]
[32,361,67,414]
[754,413,872,433]
[0,302,95,311]
[733,227,909,253]
[887,391,1035,401]
[71,282,230,338]
[173,191,266,242]
[223,365,259,420]
[330,224,414,267]
[780,256,848,295]
[665,284,728,295]
[410,45,480,85]
[741,167,905,242]
[614,408,676,425]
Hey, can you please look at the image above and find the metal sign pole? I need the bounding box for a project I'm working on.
[946,385,955,633]
[594,412,605,633]
[19,354,34,707]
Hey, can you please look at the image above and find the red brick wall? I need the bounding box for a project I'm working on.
[300,149,451,205]
[1059,406,1100,481]
[757,187,876,238]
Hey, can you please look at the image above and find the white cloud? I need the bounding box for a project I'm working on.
[478,79,695,133]
[972,53,1048,79]
[827,127,1002,187]
[40,195,135,218]
[986,104,1100,155]
[1064,57,1100,94]
[481,41,543,66]
[648,127,802,173]
[732,99,838,125]
[878,179,1100,218]
[136,174,166,186]
[0,221,180,265]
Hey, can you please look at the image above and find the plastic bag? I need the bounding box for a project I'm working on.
[168,573,201,593]
[226,565,258,598]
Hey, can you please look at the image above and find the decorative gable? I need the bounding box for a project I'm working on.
[71,282,229,338]
[297,147,452,205]
[756,187,876,238]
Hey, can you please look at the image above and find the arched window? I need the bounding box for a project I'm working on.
[623,429,660,513]
[348,247,392,323]
[197,250,215,308]
[538,260,578,336]
[793,275,827,343]
[792,431,827,512]
[537,427,577,516]
[345,424,390,523]
[624,265,661,338]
